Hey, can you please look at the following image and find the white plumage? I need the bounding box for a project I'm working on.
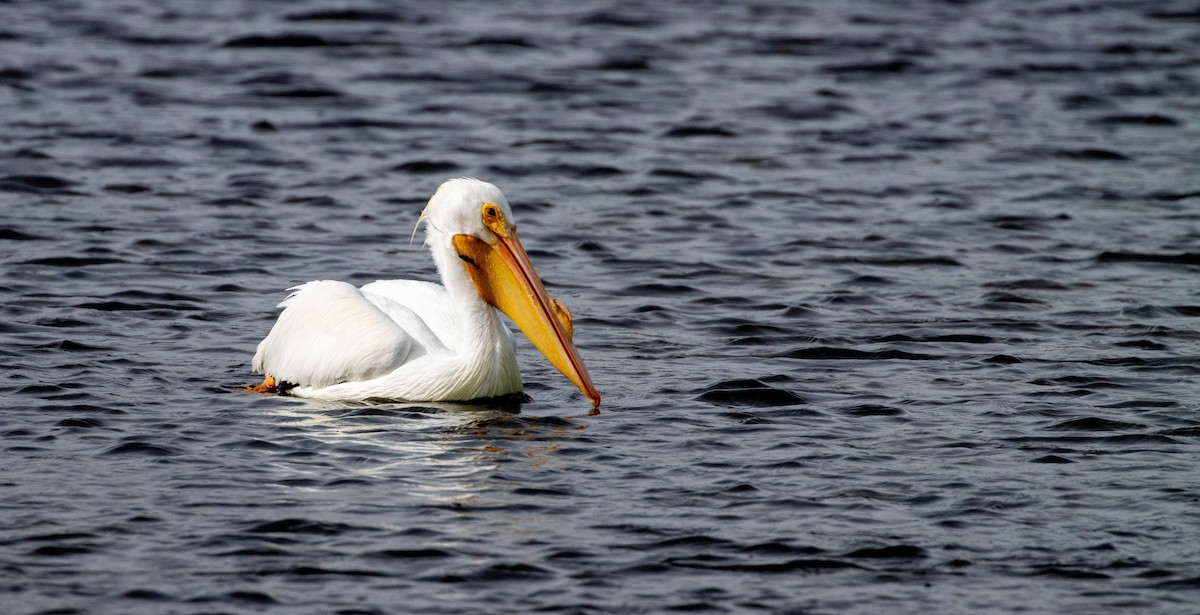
[250,178,599,408]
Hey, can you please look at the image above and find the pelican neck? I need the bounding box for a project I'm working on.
[427,229,507,355]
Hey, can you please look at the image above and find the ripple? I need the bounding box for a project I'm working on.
[662,125,736,138]
[393,160,463,174]
[777,347,941,361]
[1097,252,1200,265]
[25,257,128,267]
[1031,455,1074,464]
[668,557,866,573]
[0,227,45,240]
[246,519,357,536]
[844,545,926,559]
[1031,566,1111,580]
[1091,113,1180,127]
[838,404,904,417]
[0,174,79,194]
[364,548,453,559]
[104,442,179,456]
[3,1,1199,613]
[1049,417,1146,431]
[222,33,346,48]
[697,378,805,407]
[284,9,406,22]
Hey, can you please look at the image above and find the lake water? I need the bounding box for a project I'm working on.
[2,1,1199,613]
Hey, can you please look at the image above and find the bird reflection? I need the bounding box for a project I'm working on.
[264,397,586,509]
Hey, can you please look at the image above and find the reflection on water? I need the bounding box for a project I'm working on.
[267,398,587,509]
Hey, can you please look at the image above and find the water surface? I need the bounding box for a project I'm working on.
[2,1,1199,613]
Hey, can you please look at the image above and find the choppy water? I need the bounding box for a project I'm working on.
[3,1,1200,613]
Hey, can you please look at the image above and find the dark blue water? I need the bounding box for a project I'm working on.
[3,1,1199,613]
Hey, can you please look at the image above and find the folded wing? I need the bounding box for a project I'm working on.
[252,281,424,387]
[359,280,458,350]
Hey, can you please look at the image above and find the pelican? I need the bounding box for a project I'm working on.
[248,178,601,410]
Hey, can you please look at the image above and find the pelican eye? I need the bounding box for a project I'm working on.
[480,203,509,237]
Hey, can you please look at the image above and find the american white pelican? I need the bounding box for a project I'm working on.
[248,178,601,411]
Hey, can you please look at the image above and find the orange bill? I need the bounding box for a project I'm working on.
[453,231,601,409]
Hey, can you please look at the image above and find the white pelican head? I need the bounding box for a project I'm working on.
[422,178,601,409]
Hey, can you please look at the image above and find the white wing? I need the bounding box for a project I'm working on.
[252,280,433,387]
[362,279,517,351]
[360,280,458,347]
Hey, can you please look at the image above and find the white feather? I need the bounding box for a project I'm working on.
[252,281,415,388]
[360,280,456,351]
[250,178,527,403]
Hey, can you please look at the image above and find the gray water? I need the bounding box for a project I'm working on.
[3,1,1200,613]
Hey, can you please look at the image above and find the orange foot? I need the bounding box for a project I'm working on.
[242,374,278,394]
